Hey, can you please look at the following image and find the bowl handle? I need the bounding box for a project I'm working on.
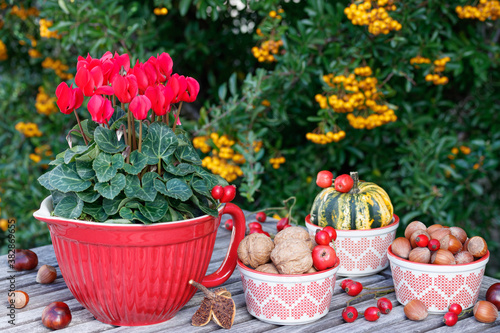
[201,202,246,288]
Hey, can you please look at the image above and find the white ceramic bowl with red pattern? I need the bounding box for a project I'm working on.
[305,214,399,277]
[387,247,489,313]
[237,258,340,325]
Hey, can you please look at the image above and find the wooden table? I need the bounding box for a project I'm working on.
[1,214,499,332]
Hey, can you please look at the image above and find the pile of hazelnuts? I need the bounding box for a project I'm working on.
[391,221,488,264]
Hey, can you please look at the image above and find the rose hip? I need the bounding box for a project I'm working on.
[449,303,462,315]
[224,219,233,231]
[428,239,440,251]
[364,306,381,321]
[220,185,236,203]
[341,279,353,291]
[211,185,224,200]
[315,230,332,246]
[323,226,337,242]
[377,297,393,314]
[443,311,458,326]
[342,306,358,323]
[415,234,429,248]
[248,222,262,230]
[255,212,266,222]
[345,281,363,296]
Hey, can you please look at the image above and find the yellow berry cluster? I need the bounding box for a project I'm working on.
[433,57,450,72]
[35,87,57,115]
[0,40,7,61]
[251,39,283,62]
[269,156,285,169]
[410,56,431,66]
[448,146,471,160]
[354,66,372,76]
[193,136,211,153]
[456,0,500,21]
[39,19,61,39]
[42,57,73,80]
[253,140,263,153]
[268,8,284,20]
[202,156,243,182]
[423,57,450,85]
[261,99,271,107]
[344,1,402,35]
[347,111,396,129]
[10,5,39,20]
[29,144,53,164]
[154,7,168,15]
[15,122,42,137]
[29,48,42,58]
[306,131,346,144]
[0,218,8,232]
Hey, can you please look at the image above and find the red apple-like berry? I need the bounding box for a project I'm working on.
[322,226,337,242]
[248,222,262,230]
[277,217,289,232]
[341,279,354,291]
[315,230,332,246]
[316,170,334,188]
[345,281,363,296]
[428,238,440,251]
[364,306,381,321]
[342,306,358,323]
[443,311,458,326]
[312,245,337,271]
[415,234,429,247]
[334,174,354,193]
[255,212,267,222]
[377,297,393,314]
[220,185,236,203]
[211,185,224,200]
[282,224,292,230]
[448,303,462,315]
[224,219,233,231]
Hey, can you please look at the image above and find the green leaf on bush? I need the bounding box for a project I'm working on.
[191,177,211,197]
[138,195,169,222]
[94,173,126,200]
[165,163,196,176]
[51,191,69,206]
[54,196,84,219]
[75,160,95,180]
[76,188,101,203]
[49,164,92,193]
[124,172,158,202]
[94,126,126,154]
[38,172,55,191]
[119,207,152,224]
[109,106,126,127]
[122,151,148,175]
[141,122,178,165]
[93,152,124,182]
[102,194,129,215]
[64,145,92,164]
[82,202,108,222]
[175,133,202,165]
[154,178,168,196]
[190,194,218,217]
[165,178,192,201]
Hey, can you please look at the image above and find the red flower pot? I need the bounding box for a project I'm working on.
[33,196,246,326]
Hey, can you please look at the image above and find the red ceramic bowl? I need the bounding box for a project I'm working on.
[388,246,490,313]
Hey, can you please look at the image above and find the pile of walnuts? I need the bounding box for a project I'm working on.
[237,226,317,274]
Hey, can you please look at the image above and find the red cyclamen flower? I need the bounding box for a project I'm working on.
[108,52,131,83]
[130,60,158,94]
[55,82,84,114]
[167,74,187,103]
[147,52,173,83]
[75,65,114,97]
[181,77,200,103]
[87,95,114,124]
[112,74,138,103]
[129,95,151,120]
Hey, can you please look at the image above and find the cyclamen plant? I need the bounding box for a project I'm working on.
[38,51,229,224]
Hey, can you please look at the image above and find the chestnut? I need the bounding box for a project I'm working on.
[36,265,57,284]
[467,236,488,258]
[404,299,428,321]
[8,290,29,309]
[13,249,38,271]
[391,237,412,259]
[42,302,72,330]
[404,221,427,239]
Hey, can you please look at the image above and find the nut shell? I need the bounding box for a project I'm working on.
[274,226,314,251]
[410,230,430,248]
[8,290,29,309]
[467,236,488,258]
[391,237,412,259]
[237,233,274,268]
[449,227,467,244]
[430,228,451,242]
[13,249,38,271]
[431,249,456,265]
[271,239,313,274]
[455,251,474,264]
[426,224,443,235]
[409,247,431,264]
[440,235,462,255]
[404,299,428,321]
[404,221,427,239]
[473,301,498,323]
[255,263,279,274]
[36,264,57,284]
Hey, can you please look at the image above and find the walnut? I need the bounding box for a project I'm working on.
[237,233,274,268]
[271,239,313,274]
[255,263,279,274]
[306,266,317,274]
[274,226,314,251]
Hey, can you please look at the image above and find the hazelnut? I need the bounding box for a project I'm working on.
[473,301,498,323]
[429,228,451,242]
[404,221,426,239]
[404,299,428,321]
[42,302,72,330]
[391,237,412,259]
[237,233,274,268]
[8,290,29,309]
[409,247,431,264]
[462,238,470,252]
[455,251,474,264]
[440,235,462,255]
[36,265,57,284]
[431,249,456,265]
[410,230,430,248]
[449,226,467,244]
[467,236,488,258]
[13,249,38,271]
[426,224,443,234]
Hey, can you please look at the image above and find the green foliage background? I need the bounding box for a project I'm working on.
[0,0,498,277]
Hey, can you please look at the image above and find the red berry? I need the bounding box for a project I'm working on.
[256,212,267,222]
[364,306,380,321]
[225,219,233,231]
[448,303,462,315]
[250,228,270,237]
[428,239,440,251]
[282,224,292,229]
[341,279,354,291]
[248,222,262,230]
[443,311,458,326]
[220,185,236,203]
[345,281,363,296]
[315,230,332,246]
[277,217,289,232]
[316,170,334,188]
[322,226,337,242]
[211,185,224,200]
[342,306,358,323]
[415,234,429,247]
[334,174,354,193]
[377,297,393,314]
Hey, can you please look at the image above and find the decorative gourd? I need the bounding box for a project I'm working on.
[309,172,393,230]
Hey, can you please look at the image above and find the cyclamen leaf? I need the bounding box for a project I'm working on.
[191,194,218,217]
[165,163,196,176]
[165,178,193,202]
[175,133,202,165]
[64,145,92,164]
[54,196,84,219]
[154,178,168,196]
[102,193,129,215]
[82,202,109,222]
[49,164,92,193]
[94,126,127,154]
[138,195,169,222]
[94,173,126,200]
[75,160,95,180]
[191,177,211,197]
[141,122,178,165]
[124,172,158,202]
[93,152,124,182]
[122,150,148,175]
[119,207,152,224]
[38,171,55,191]
[76,188,101,203]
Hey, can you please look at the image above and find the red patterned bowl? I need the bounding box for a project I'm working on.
[388,247,490,313]
[237,258,340,325]
[305,214,399,277]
